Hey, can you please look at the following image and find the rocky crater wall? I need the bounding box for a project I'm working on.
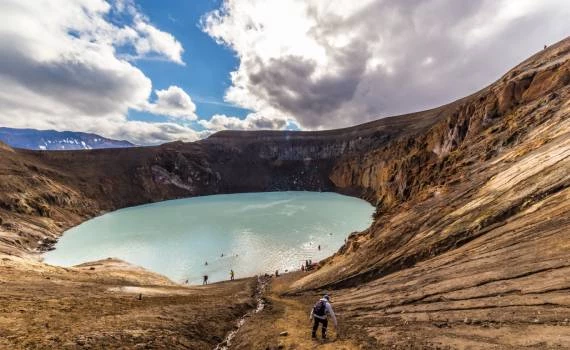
[0,39,568,302]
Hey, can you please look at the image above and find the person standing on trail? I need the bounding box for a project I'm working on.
[310,294,338,340]
[203,275,208,285]
[230,269,235,281]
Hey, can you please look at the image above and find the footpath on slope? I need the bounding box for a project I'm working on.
[228,272,374,350]
[223,262,570,349]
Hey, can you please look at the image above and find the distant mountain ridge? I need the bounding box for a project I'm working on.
[0,127,135,150]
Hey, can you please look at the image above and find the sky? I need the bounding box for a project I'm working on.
[0,0,568,145]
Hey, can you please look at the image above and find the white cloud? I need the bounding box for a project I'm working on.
[112,0,184,64]
[203,0,570,130]
[0,0,191,145]
[145,86,197,120]
[132,19,184,64]
[198,113,289,131]
[97,120,202,145]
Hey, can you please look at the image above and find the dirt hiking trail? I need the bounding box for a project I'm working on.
[230,272,374,350]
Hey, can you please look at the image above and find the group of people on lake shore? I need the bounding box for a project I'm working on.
[198,251,239,285]
[301,259,315,271]
[201,268,234,285]
[196,240,326,285]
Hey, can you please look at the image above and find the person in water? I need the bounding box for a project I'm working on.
[318,245,321,251]
[203,275,208,285]
[205,261,208,266]
[310,294,338,340]
[230,269,235,281]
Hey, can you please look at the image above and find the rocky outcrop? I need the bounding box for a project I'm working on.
[329,48,570,211]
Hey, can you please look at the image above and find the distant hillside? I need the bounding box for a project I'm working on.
[0,127,135,150]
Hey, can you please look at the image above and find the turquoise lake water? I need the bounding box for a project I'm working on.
[43,192,374,284]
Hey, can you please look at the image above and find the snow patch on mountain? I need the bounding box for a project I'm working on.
[0,128,135,150]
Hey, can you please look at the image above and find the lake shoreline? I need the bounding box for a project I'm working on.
[43,191,374,285]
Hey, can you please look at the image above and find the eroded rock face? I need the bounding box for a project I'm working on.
[329,53,570,214]
[0,150,96,256]
[292,38,570,291]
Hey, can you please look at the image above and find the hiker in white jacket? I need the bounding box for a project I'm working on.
[309,294,338,339]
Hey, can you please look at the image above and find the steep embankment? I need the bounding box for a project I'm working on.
[0,37,568,349]
[293,36,570,290]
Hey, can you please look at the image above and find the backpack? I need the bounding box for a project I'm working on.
[313,300,327,317]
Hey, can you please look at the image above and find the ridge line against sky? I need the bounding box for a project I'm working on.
[0,0,568,145]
